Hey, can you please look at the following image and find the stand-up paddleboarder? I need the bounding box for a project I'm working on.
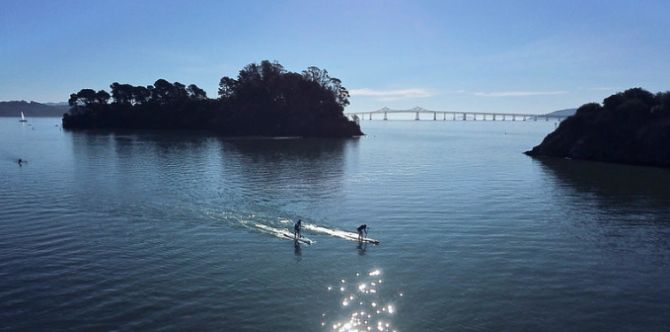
[294,219,302,240]
[357,224,368,241]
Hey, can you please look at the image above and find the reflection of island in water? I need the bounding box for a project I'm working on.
[221,137,356,164]
[534,156,670,210]
[220,138,358,201]
[67,131,358,220]
[70,131,357,187]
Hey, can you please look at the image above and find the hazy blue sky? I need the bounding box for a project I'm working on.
[2,0,669,113]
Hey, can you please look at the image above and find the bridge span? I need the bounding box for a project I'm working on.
[345,107,569,123]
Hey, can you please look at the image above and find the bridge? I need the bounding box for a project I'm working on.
[345,107,570,123]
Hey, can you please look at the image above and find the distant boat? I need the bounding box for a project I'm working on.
[19,112,27,122]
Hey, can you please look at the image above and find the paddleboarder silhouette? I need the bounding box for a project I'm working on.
[356,224,368,241]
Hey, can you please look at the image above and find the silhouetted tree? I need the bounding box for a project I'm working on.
[218,77,237,99]
[95,90,110,104]
[575,102,602,116]
[152,79,173,103]
[63,60,363,137]
[111,83,133,104]
[187,84,207,100]
[173,82,189,101]
[526,87,670,167]
[133,86,152,105]
[302,66,350,107]
[68,89,99,106]
[621,87,655,107]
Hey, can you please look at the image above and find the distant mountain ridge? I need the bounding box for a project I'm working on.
[544,108,577,117]
[0,101,69,117]
[44,102,69,107]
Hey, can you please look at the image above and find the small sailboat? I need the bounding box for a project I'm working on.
[19,112,27,122]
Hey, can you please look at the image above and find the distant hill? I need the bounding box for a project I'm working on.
[0,101,69,117]
[44,102,69,107]
[544,108,577,117]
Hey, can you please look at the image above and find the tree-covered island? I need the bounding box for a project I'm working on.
[526,88,670,167]
[62,61,363,137]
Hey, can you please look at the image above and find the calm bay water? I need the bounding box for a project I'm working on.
[1,117,670,331]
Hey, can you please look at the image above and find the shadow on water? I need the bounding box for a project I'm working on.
[294,241,302,259]
[357,242,367,256]
[68,130,216,192]
[66,131,224,226]
[533,156,670,213]
[531,156,670,274]
[220,137,357,174]
[220,137,358,157]
[218,137,359,203]
[68,132,357,189]
[70,130,214,163]
[534,157,670,197]
[66,131,361,242]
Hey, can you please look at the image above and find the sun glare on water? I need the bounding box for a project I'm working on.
[322,269,402,332]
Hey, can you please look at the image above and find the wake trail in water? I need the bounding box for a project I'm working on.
[254,223,314,244]
[203,210,314,244]
[204,210,377,244]
[279,220,380,244]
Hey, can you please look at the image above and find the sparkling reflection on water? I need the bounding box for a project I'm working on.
[323,269,401,332]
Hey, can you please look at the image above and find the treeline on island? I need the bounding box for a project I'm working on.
[62,61,363,137]
[526,88,670,167]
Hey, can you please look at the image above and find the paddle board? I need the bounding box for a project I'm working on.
[282,233,314,245]
[301,224,380,245]
[255,223,314,245]
[361,237,380,245]
[347,235,380,245]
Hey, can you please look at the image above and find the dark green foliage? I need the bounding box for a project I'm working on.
[653,92,670,116]
[68,89,98,106]
[575,102,602,116]
[95,90,111,104]
[187,84,207,100]
[526,88,670,167]
[62,61,362,137]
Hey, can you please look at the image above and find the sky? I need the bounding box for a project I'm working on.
[1,0,669,114]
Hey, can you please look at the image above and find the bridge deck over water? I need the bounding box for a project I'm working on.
[346,107,569,122]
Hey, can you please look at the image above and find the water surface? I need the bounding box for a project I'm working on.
[1,118,669,331]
